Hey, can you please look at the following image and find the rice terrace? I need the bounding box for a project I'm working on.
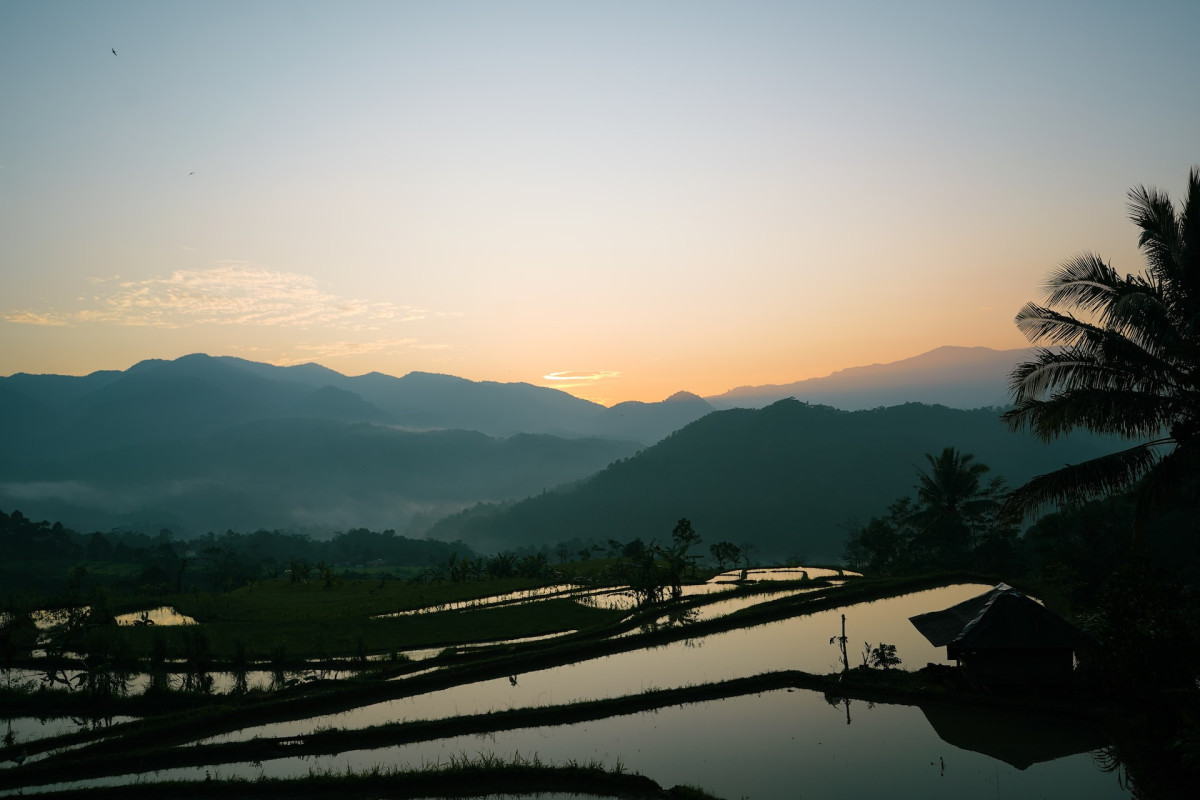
[0,520,1186,798]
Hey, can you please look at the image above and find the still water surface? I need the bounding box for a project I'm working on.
[211,584,992,742]
[43,689,1128,799]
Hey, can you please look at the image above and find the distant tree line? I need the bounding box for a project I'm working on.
[0,509,472,599]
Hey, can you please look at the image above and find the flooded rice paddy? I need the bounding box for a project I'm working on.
[210,583,993,742]
[2,581,1132,798]
[27,689,1127,799]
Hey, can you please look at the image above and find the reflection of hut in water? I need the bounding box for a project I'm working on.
[918,703,1107,769]
[909,583,1096,685]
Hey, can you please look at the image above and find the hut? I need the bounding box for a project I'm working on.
[909,583,1096,685]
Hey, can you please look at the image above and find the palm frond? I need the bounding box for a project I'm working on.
[1000,442,1166,522]
[1036,258,1181,358]
[1103,286,1180,355]
[1128,183,1183,284]
[1137,441,1200,512]
[1172,167,1200,332]
[1003,167,1200,538]
[1014,303,1103,348]
[1041,253,1124,315]
[1180,166,1200,275]
[1002,389,1177,440]
[1008,349,1178,401]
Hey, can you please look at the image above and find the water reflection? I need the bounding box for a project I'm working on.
[114,607,197,626]
[373,585,588,617]
[1,714,135,760]
[210,584,994,743]
[709,566,862,582]
[616,586,823,636]
[42,689,1129,799]
[371,567,849,619]
[917,704,1108,770]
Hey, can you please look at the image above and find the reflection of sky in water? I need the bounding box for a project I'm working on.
[0,716,136,771]
[114,607,196,626]
[210,584,993,743]
[709,566,861,582]
[46,689,1130,799]
[373,567,851,618]
[374,585,590,616]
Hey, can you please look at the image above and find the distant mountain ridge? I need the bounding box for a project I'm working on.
[706,346,1034,410]
[429,399,1123,560]
[1,353,714,452]
[1,347,1054,543]
[0,354,710,536]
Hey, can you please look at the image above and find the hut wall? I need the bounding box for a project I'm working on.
[951,647,1076,685]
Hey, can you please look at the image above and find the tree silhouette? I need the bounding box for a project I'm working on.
[913,447,1006,563]
[1002,167,1200,537]
[660,518,702,599]
[709,540,742,571]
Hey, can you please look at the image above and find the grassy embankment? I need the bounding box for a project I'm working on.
[4,753,723,800]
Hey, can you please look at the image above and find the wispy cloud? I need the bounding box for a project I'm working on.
[4,264,448,330]
[2,310,69,326]
[543,371,621,382]
[542,370,621,389]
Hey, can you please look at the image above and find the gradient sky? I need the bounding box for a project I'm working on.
[2,1,1197,404]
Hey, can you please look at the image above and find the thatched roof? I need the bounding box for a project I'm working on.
[909,583,1097,651]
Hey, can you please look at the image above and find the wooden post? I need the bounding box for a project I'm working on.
[840,613,849,673]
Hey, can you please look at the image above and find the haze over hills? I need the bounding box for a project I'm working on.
[428,399,1124,561]
[706,346,1034,410]
[1,346,1065,545]
[0,419,639,537]
[0,354,707,536]
[0,353,713,451]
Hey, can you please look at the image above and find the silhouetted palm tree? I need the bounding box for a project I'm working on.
[913,447,1005,562]
[1002,167,1200,533]
[917,447,1001,516]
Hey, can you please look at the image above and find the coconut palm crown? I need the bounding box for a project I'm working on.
[1002,166,1200,529]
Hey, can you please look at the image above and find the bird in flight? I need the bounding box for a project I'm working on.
[112,48,117,55]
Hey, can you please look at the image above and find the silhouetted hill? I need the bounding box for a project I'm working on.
[707,346,1035,410]
[291,385,392,422]
[0,354,715,536]
[0,354,708,450]
[427,400,1124,560]
[591,391,716,442]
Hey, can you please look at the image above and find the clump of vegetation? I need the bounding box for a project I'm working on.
[862,642,901,670]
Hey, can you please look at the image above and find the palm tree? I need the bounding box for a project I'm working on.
[1002,167,1200,534]
[913,447,1005,563]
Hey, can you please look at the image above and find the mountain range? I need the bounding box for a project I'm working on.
[707,346,1034,410]
[428,399,1122,560]
[0,353,694,536]
[0,346,1070,547]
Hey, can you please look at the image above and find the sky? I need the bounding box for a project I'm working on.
[2,1,1198,405]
